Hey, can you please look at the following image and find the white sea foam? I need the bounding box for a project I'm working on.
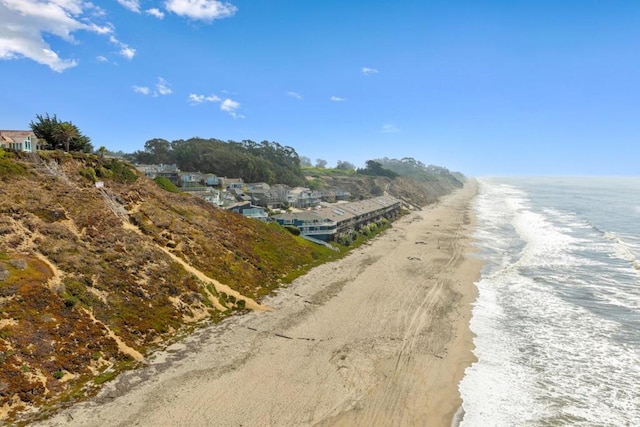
[603,231,640,267]
[460,179,640,427]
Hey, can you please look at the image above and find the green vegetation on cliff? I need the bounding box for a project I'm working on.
[133,137,306,186]
[0,152,337,422]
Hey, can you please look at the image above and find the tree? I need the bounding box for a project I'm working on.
[356,160,399,178]
[336,160,355,170]
[30,113,61,149]
[68,131,93,153]
[299,156,312,167]
[142,138,174,164]
[98,146,107,159]
[30,113,93,152]
[315,159,327,168]
[53,122,78,152]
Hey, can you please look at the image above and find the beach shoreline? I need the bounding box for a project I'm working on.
[37,181,481,427]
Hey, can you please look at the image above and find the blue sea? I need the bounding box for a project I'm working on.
[458,177,640,427]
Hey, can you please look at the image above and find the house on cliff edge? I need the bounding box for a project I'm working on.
[0,130,40,152]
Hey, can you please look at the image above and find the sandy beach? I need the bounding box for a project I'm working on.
[37,181,481,427]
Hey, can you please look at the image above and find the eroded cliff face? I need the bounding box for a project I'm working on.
[0,152,332,421]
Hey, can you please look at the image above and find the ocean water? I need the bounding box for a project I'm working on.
[459,177,640,427]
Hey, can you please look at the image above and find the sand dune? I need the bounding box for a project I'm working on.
[37,181,481,427]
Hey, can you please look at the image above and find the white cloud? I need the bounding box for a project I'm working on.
[0,0,113,71]
[220,98,244,118]
[220,98,239,111]
[89,4,107,18]
[330,96,346,102]
[188,93,221,104]
[96,55,108,62]
[116,0,140,13]
[133,85,150,95]
[133,77,172,96]
[286,91,302,100]
[156,77,172,95]
[146,8,165,19]
[119,45,136,59]
[188,92,243,117]
[362,67,379,75]
[165,0,237,21]
[109,35,136,60]
[381,124,400,133]
[116,1,165,20]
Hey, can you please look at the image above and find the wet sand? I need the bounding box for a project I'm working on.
[38,181,481,427]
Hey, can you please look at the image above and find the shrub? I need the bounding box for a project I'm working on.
[64,295,79,308]
[0,158,27,177]
[284,225,301,236]
[95,166,113,179]
[338,234,353,246]
[80,167,97,182]
[154,177,180,193]
[104,159,137,183]
[218,292,228,305]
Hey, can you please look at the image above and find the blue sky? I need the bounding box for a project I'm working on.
[1,1,639,176]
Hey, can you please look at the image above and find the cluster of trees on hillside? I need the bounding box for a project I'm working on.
[356,160,399,178]
[299,157,356,171]
[133,137,306,187]
[374,157,464,186]
[30,114,93,153]
[26,112,462,187]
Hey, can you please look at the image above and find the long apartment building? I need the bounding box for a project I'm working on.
[272,195,402,241]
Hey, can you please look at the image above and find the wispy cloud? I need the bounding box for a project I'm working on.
[117,1,165,19]
[189,92,244,118]
[380,124,400,133]
[362,67,379,75]
[96,55,108,62]
[116,0,140,13]
[146,8,165,19]
[0,0,113,72]
[286,91,302,100]
[165,0,238,21]
[109,35,136,60]
[133,86,150,95]
[330,96,347,102]
[133,78,172,96]
[188,93,221,104]
[156,77,172,95]
[221,98,245,119]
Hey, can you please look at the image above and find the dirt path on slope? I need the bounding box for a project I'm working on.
[37,182,481,427]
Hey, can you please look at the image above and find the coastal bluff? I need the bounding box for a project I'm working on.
[37,181,481,427]
[0,151,466,423]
